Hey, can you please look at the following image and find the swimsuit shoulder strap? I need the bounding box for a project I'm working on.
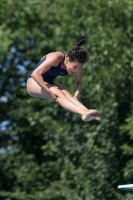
[60,54,65,65]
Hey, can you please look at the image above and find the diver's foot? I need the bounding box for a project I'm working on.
[82,110,98,121]
[87,114,101,122]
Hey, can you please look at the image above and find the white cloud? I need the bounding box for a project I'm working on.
[0,96,8,102]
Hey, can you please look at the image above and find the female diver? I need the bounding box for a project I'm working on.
[26,37,101,122]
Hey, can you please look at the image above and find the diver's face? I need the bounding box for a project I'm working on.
[65,57,83,74]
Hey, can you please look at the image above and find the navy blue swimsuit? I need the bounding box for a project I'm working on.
[28,54,68,84]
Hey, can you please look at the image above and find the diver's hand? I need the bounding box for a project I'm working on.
[49,91,61,101]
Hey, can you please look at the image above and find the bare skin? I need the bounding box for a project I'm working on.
[27,78,100,121]
[26,52,101,122]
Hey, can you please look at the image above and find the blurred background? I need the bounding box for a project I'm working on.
[0,0,133,199]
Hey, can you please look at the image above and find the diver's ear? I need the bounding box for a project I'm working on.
[65,56,69,63]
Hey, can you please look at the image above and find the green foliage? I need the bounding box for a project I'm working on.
[120,105,133,183]
[0,0,133,200]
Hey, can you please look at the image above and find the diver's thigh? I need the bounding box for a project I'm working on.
[26,78,52,99]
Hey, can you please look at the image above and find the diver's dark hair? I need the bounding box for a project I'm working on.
[67,37,89,64]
